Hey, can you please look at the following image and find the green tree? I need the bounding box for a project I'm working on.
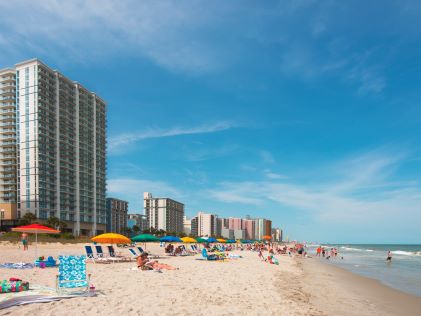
[46,216,60,229]
[132,225,140,234]
[20,212,37,225]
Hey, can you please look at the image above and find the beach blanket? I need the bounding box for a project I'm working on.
[0,280,29,293]
[0,285,96,310]
[0,263,35,269]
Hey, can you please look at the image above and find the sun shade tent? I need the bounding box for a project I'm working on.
[131,234,159,242]
[181,237,197,243]
[159,236,182,242]
[12,224,60,258]
[91,233,131,244]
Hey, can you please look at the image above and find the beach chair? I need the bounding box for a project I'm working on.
[85,245,96,263]
[56,255,91,293]
[95,245,106,258]
[107,245,131,262]
[136,247,161,259]
[128,248,139,259]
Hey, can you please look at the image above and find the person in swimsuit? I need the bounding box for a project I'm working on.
[21,233,28,251]
[386,251,392,262]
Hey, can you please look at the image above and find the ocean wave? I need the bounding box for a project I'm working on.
[340,247,362,251]
[366,249,374,252]
[392,250,419,256]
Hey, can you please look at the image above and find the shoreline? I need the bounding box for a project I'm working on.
[300,257,421,316]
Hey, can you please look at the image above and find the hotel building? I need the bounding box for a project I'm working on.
[0,59,107,235]
[106,198,128,234]
[143,192,184,233]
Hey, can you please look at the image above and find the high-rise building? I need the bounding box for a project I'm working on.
[0,68,18,227]
[106,198,128,235]
[0,59,107,236]
[191,216,198,236]
[143,192,184,233]
[127,213,148,232]
[183,216,191,235]
[242,219,255,240]
[196,211,217,237]
[254,218,272,240]
[228,217,243,230]
[271,228,282,242]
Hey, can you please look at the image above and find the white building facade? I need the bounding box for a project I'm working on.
[0,59,107,235]
[144,192,184,233]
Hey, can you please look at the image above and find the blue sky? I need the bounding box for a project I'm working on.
[1,0,421,243]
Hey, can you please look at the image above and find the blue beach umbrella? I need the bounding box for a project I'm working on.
[160,236,182,242]
[206,237,217,243]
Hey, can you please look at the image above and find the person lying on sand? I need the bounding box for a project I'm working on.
[137,252,178,271]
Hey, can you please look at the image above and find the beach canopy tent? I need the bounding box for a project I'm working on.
[216,238,226,243]
[12,224,60,257]
[181,237,197,243]
[91,233,131,244]
[131,234,159,242]
[160,236,182,242]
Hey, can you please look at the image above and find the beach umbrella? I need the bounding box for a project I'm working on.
[131,234,159,242]
[226,239,236,243]
[92,233,131,244]
[12,224,60,258]
[216,238,226,243]
[160,236,182,242]
[195,237,208,243]
[181,237,197,243]
[206,237,217,243]
[263,235,271,240]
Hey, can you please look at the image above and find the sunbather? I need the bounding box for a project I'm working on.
[137,253,177,271]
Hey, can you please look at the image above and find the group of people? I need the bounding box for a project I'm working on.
[315,246,341,259]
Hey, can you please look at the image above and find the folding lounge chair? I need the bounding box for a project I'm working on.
[137,247,160,259]
[128,248,139,259]
[107,245,131,262]
[95,245,106,258]
[85,245,108,264]
[56,255,91,293]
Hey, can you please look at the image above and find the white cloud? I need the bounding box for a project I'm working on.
[208,149,421,230]
[0,0,231,73]
[108,121,235,153]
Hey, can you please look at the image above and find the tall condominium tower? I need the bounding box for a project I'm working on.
[143,192,184,233]
[0,59,106,236]
[0,68,18,225]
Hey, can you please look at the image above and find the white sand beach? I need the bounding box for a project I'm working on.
[0,242,420,316]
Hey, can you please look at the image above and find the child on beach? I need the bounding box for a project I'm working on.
[21,233,28,251]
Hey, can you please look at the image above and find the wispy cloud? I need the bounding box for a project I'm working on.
[207,149,421,235]
[108,121,235,153]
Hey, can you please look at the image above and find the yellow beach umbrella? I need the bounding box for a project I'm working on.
[236,239,242,243]
[181,237,197,243]
[217,238,226,243]
[92,233,131,244]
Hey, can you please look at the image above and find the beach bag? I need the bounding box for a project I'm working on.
[0,279,29,293]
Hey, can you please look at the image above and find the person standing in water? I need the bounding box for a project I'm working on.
[386,250,392,262]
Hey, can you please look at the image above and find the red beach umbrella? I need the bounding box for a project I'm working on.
[12,224,60,257]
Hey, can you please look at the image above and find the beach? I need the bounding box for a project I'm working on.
[1,242,420,316]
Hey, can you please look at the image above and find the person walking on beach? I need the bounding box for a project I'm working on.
[21,233,28,251]
[386,251,392,262]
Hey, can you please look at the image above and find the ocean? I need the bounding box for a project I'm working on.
[307,244,421,297]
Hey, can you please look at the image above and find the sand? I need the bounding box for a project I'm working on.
[0,242,420,316]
